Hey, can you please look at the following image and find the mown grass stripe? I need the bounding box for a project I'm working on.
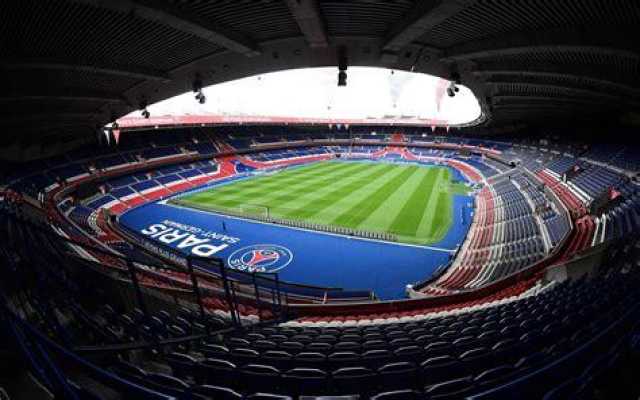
[429,191,451,240]
[206,162,373,210]
[192,161,347,200]
[254,162,380,209]
[354,168,427,235]
[331,166,420,228]
[305,164,412,224]
[415,168,450,242]
[181,164,324,200]
[387,168,439,236]
[182,163,352,206]
[284,164,399,220]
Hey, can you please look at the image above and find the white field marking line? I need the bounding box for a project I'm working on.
[161,200,455,253]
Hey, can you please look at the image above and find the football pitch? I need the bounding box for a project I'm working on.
[171,161,467,245]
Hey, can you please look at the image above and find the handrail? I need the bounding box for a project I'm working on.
[5,308,175,400]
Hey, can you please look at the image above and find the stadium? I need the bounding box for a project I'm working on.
[1,1,640,399]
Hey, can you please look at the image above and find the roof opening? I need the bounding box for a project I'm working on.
[126,67,482,126]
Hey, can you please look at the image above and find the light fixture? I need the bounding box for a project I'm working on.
[338,70,347,87]
[447,81,461,97]
[337,46,348,87]
[447,71,461,97]
[139,100,150,118]
[193,77,206,104]
[195,91,206,104]
[447,84,456,97]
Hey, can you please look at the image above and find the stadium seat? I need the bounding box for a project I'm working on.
[306,342,333,352]
[166,352,198,380]
[331,366,376,396]
[459,347,496,375]
[393,345,424,364]
[420,356,463,385]
[328,351,361,369]
[197,359,237,387]
[262,350,293,371]
[371,389,423,400]
[280,341,305,353]
[281,368,328,396]
[192,385,243,400]
[239,364,281,394]
[473,365,517,389]
[294,352,326,369]
[231,348,260,366]
[201,344,230,358]
[377,362,419,391]
[424,376,474,399]
[146,372,190,396]
[246,394,293,400]
[363,349,394,369]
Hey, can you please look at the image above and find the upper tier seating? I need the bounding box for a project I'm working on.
[426,179,547,294]
[569,163,627,201]
[582,144,640,172]
[546,156,578,176]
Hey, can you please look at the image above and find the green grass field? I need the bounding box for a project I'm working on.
[171,161,466,245]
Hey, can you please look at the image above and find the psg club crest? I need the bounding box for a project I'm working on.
[227,244,293,273]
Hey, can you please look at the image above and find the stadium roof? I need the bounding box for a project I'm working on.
[2,0,640,143]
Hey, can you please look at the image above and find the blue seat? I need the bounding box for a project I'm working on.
[363,349,394,369]
[420,355,462,386]
[393,345,424,364]
[197,358,237,387]
[166,352,198,380]
[332,367,376,396]
[240,364,281,394]
[147,372,190,397]
[306,342,333,353]
[192,385,243,400]
[201,344,230,359]
[378,362,418,391]
[424,376,474,400]
[459,347,495,375]
[254,340,278,351]
[279,341,304,353]
[231,347,260,366]
[282,368,328,397]
[334,341,361,352]
[473,365,517,389]
[424,341,453,358]
[328,351,361,369]
[246,394,293,400]
[294,352,326,369]
[262,350,293,371]
[371,390,423,400]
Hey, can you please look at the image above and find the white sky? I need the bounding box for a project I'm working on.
[135,67,481,124]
